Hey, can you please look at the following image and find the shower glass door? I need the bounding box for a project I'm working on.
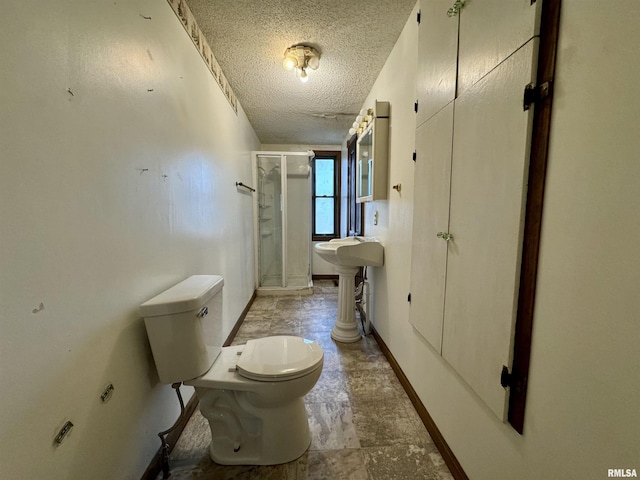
[256,154,283,287]
[253,151,313,292]
[285,154,312,288]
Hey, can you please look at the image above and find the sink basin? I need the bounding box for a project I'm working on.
[315,237,384,267]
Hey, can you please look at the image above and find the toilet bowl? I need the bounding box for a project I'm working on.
[140,275,323,466]
[188,337,323,464]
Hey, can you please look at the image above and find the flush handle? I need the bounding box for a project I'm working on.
[197,306,208,318]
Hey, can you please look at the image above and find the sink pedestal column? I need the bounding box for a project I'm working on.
[331,265,361,343]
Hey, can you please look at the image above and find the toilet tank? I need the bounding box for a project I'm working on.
[140,275,224,384]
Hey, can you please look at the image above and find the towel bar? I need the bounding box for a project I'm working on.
[235,182,256,193]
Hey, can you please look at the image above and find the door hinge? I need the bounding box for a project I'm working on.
[501,365,527,393]
[417,9,421,24]
[414,100,419,113]
[412,151,417,162]
[407,293,412,304]
[523,81,551,111]
[500,365,513,388]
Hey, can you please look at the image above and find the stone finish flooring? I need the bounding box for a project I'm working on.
[159,280,454,480]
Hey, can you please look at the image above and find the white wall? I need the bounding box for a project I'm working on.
[0,1,260,479]
[359,2,640,479]
[357,4,419,334]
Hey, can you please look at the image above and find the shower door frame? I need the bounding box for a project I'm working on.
[252,151,314,294]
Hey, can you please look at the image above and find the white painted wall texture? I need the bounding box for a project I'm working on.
[0,1,259,478]
[360,1,640,479]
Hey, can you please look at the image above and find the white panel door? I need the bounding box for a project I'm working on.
[409,102,455,351]
[442,39,538,420]
[416,0,459,126]
[457,0,541,96]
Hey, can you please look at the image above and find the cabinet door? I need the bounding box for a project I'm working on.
[409,102,454,352]
[457,0,541,96]
[442,39,538,420]
[416,0,459,126]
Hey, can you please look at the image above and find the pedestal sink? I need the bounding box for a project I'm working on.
[314,237,384,343]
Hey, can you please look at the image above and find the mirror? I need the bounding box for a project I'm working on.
[357,125,373,199]
[356,101,389,203]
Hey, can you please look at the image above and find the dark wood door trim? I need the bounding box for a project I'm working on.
[508,0,562,434]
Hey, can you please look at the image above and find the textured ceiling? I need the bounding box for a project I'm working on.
[187,0,416,145]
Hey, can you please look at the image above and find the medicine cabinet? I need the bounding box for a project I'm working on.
[356,101,389,203]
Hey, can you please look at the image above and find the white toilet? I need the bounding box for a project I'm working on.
[140,275,324,465]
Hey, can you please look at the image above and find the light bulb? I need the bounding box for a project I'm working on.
[283,56,296,71]
[349,127,356,135]
[352,121,359,129]
[299,68,308,83]
[356,115,363,123]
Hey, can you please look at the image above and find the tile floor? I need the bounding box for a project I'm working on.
[158,280,454,480]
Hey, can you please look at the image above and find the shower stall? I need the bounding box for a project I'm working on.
[252,151,315,295]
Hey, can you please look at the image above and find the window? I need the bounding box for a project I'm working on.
[312,152,340,240]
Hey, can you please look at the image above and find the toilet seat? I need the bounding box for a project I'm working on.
[236,336,323,382]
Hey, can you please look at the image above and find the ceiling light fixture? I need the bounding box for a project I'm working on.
[283,45,320,83]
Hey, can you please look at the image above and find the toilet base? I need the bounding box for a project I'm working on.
[196,387,313,465]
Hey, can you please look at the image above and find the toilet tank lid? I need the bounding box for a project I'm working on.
[139,275,224,318]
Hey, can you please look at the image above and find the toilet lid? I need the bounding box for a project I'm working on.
[236,336,323,382]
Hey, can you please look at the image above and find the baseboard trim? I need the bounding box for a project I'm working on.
[140,393,199,480]
[312,274,339,280]
[140,290,257,480]
[224,289,257,346]
[370,327,469,480]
